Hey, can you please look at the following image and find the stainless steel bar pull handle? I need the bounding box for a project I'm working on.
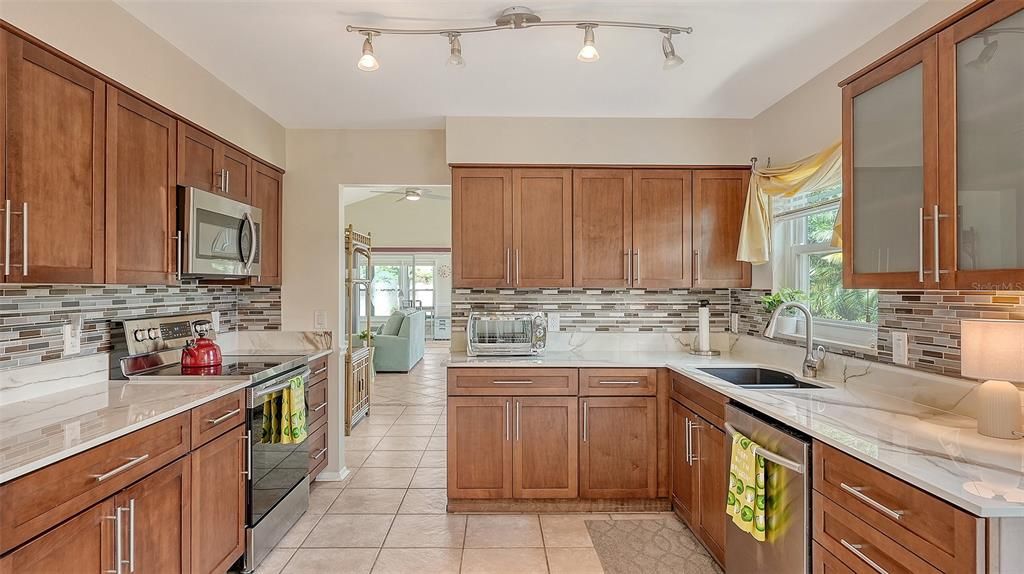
[723,423,805,473]
[634,250,640,283]
[933,205,941,283]
[515,249,520,286]
[128,499,136,573]
[492,380,533,385]
[684,418,692,466]
[312,402,328,412]
[245,431,253,478]
[693,250,701,283]
[207,409,241,426]
[918,207,925,283]
[20,203,27,276]
[598,380,640,385]
[175,231,183,281]
[582,400,588,442]
[4,199,10,277]
[515,400,521,441]
[505,400,511,441]
[114,506,125,574]
[226,169,231,194]
[313,447,328,460]
[840,540,889,574]
[839,483,904,520]
[505,248,511,285]
[92,455,150,482]
[627,250,633,285]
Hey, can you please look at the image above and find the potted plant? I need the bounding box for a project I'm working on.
[356,329,375,347]
[759,288,807,335]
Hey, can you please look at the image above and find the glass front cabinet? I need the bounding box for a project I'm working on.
[843,1,1024,290]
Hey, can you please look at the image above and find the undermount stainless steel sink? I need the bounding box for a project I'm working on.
[696,367,826,389]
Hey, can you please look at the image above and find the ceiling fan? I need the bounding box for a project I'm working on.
[369,187,449,203]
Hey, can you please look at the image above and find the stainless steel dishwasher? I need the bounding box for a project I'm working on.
[724,404,811,574]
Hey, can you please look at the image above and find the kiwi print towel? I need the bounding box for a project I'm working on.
[726,431,766,542]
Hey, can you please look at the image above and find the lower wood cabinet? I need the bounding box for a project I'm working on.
[115,456,191,573]
[513,397,578,499]
[669,400,698,524]
[190,425,246,574]
[579,396,658,499]
[448,397,512,499]
[0,498,115,573]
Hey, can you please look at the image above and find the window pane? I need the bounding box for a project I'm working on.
[806,209,838,245]
[807,252,878,322]
[372,265,401,316]
[773,182,842,215]
[416,290,434,308]
[414,265,434,289]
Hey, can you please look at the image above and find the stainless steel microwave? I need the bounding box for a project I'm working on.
[177,186,262,278]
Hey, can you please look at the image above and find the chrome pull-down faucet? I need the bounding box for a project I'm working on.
[762,301,826,378]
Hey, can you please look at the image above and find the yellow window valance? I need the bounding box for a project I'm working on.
[736,141,842,265]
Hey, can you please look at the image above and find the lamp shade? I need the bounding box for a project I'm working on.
[961,319,1024,382]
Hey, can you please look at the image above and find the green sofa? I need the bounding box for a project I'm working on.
[372,310,426,372]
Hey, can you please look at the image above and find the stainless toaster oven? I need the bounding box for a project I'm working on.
[466,312,547,356]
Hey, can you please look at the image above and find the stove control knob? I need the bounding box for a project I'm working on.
[133,329,147,342]
[147,328,160,340]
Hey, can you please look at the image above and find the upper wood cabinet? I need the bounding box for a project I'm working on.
[105,87,177,284]
[633,169,693,288]
[578,396,657,499]
[222,144,253,203]
[513,168,573,287]
[251,161,283,285]
[177,121,251,203]
[573,169,633,288]
[452,168,513,288]
[3,32,105,284]
[692,170,751,288]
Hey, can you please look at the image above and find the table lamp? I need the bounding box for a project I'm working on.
[961,319,1024,440]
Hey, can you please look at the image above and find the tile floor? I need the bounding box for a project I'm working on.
[258,345,680,573]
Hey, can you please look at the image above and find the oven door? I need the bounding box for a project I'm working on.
[180,186,262,277]
[247,368,311,526]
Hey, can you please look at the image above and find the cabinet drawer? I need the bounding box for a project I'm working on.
[191,390,246,447]
[813,541,855,574]
[579,368,657,396]
[307,380,328,431]
[308,423,329,477]
[0,412,190,553]
[669,373,727,429]
[447,368,579,396]
[813,443,982,573]
[813,492,941,574]
[309,356,329,385]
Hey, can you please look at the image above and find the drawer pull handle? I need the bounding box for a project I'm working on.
[840,483,904,520]
[313,447,328,460]
[312,402,328,412]
[598,380,640,385]
[92,455,150,482]
[840,539,889,574]
[207,408,241,425]
[493,380,533,385]
[312,367,328,376]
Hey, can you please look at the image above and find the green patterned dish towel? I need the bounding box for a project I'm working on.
[726,430,766,542]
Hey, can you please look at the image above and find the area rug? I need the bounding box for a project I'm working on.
[586,518,723,574]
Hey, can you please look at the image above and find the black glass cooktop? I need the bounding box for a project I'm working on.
[135,354,306,379]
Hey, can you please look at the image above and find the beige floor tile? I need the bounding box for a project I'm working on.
[395,414,440,425]
[540,515,606,548]
[348,467,416,489]
[362,450,424,468]
[545,548,605,574]
[417,450,447,468]
[350,423,393,437]
[608,512,676,520]
[284,548,379,573]
[276,513,321,548]
[302,514,394,548]
[366,414,400,426]
[370,406,406,415]
[311,475,351,490]
[306,488,342,514]
[461,548,549,574]
[409,467,446,488]
[385,424,435,437]
[425,436,447,451]
[329,489,407,514]
[375,436,430,451]
[346,450,372,469]
[256,547,295,574]
[431,426,447,437]
[398,488,448,514]
[383,514,467,548]
[346,436,383,451]
[465,515,543,548]
[371,548,461,574]
[402,406,444,415]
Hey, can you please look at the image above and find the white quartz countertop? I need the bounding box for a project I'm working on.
[449,347,1024,518]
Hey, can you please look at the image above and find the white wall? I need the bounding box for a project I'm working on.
[0,0,286,166]
[446,117,753,165]
[344,192,451,248]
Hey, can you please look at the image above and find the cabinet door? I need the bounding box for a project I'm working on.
[115,456,190,574]
[447,397,512,499]
[842,37,939,289]
[694,419,727,566]
[692,170,751,288]
[573,169,633,287]
[105,87,176,284]
[5,33,105,283]
[579,396,657,499]
[0,498,115,574]
[251,161,283,285]
[669,400,698,526]
[512,168,572,287]
[938,2,1024,290]
[177,121,220,193]
[513,397,578,499]
[222,144,252,204]
[191,426,246,574]
[633,169,693,288]
[452,168,513,287]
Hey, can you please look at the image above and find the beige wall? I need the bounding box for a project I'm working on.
[344,193,452,248]
[0,0,286,166]
[446,117,753,165]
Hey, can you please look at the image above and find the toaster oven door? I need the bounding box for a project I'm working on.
[467,315,538,356]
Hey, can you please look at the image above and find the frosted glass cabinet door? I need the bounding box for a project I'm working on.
[842,37,938,289]
[940,3,1024,290]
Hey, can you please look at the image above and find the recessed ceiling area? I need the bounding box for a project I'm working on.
[117,0,926,129]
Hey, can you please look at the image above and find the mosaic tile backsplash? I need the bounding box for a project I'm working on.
[732,288,1024,377]
[452,288,731,333]
[0,284,281,370]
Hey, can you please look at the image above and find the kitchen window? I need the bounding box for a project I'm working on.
[773,182,878,349]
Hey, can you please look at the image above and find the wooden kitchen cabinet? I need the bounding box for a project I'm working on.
[221,144,252,203]
[105,87,177,284]
[190,425,246,574]
[176,121,250,203]
[512,397,578,499]
[251,161,283,285]
[692,170,751,288]
[632,169,693,288]
[513,168,573,287]
[669,400,699,526]
[452,167,513,287]
[0,499,115,574]
[573,169,633,287]
[579,396,657,498]
[3,31,105,283]
[693,417,727,565]
[115,456,191,573]
[447,396,513,499]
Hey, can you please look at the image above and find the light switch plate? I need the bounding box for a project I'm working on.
[63,314,83,355]
[314,310,327,330]
[892,331,909,365]
[730,313,739,333]
[548,313,560,332]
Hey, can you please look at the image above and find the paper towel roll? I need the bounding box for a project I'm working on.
[697,305,711,352]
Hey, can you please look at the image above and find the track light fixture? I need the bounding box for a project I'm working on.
[347,6,691,72]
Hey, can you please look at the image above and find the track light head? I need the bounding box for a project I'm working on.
[357,32,380,72]
[577,24,599,63]
[447,32,465,68]
[662,33,684,70]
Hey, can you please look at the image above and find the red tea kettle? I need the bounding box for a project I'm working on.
[181,320,223,368]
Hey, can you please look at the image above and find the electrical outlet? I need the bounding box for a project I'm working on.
[547,312,560,332]
[63,314,83,355]
[892,331,909,365]
[730,313,739,333]
[314,310,327,330]
[211,310,221,333]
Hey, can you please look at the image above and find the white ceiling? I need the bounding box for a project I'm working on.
[117,0,926,129]
[342,185,451,206]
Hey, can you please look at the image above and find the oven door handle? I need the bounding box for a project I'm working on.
[250,367,311,405]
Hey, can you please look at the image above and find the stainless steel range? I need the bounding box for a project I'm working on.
[116,313,311,573]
